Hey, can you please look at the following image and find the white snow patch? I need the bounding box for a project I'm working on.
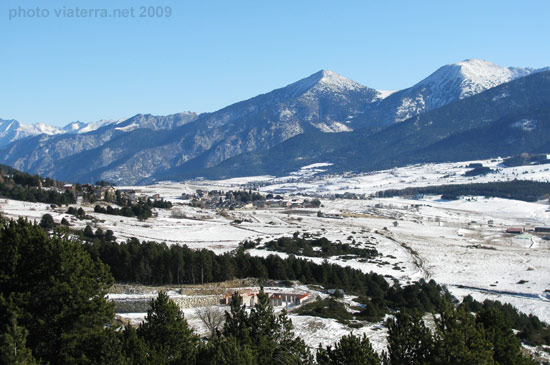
[314,121,353,133]
[512,119,537,132]
[115,122,139,131]
[376,89,396,99]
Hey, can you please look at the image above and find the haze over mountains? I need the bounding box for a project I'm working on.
[1,59,549,185]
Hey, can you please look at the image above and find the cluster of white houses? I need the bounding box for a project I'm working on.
[220,289,310,308]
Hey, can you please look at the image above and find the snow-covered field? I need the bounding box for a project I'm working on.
[190,157,550,196]
[1,158,549,350]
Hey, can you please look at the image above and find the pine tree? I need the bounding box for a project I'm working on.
[0,218,115,363]
[39,213,55,230]
[385,310,434,364]
[84,224,95,237]
[221,288,313,364]
[0,306,37,365]
[200,335,255,365]
[317,333,380,364]
[433,300,494,364]
[137,292,197,364]
[66,327,128,365]
[222,293,251,345]
[121,325,149,365]
[249,288,279,345]
[476,307,536,365]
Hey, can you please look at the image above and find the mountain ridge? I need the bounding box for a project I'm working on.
[1,60,549,184]
[185,70,550,180]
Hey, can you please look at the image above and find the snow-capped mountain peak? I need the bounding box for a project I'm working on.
[61,119,125,134]
[0,119,64,147]
[62,121,87,132]
[280,69,370,99]
[418,58,545,101]
[380,59,550,123]
[314,69,366,92]
[75,119,117,134]
[31,122,62,135]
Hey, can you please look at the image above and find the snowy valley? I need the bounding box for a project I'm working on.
[2,157,549,360]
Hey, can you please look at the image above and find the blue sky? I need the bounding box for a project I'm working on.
[1,0,549,126]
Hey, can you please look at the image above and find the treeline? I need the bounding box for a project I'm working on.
[461,295,550,346]
[0,183,76,205]
[0,165,57,188]
[250,234,379,260]
[503,153,550,167]
[0,166,75,205]
[113,190,173,209]
[206,189,265,203]
[463,166,494,176]
[297,298,355,324]
[82,235,444,320]
[94,203,152,221]
[83,235,387,290]
[94,198,172,221]
[376,180,550,202]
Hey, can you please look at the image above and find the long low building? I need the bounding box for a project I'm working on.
[220,288,310,307]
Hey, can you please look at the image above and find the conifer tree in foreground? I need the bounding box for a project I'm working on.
[0,303,37,365]
[0,217,114,364]
[204,288,314,364]
[317,333,380,365]
[137,292,198,364]
[385,310,434,364]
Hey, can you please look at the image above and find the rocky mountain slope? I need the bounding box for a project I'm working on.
[190,71,550,179]
[353,59,549,130]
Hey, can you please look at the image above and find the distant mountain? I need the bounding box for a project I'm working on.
[353,59,550,129]
[0,112,200,184]
[110,112,199,131]
[0,119,63,147]
[141,70,381,178]
[190,71,550,179]
[0,71,381,184]
[62,119,119,134]
[185,69,381,134]
[0,118,121,147]
[62,121,87,133]
[0,111,200,147]
[2,61,549,185]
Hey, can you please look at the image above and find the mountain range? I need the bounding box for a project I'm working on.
[1,59,549,184]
